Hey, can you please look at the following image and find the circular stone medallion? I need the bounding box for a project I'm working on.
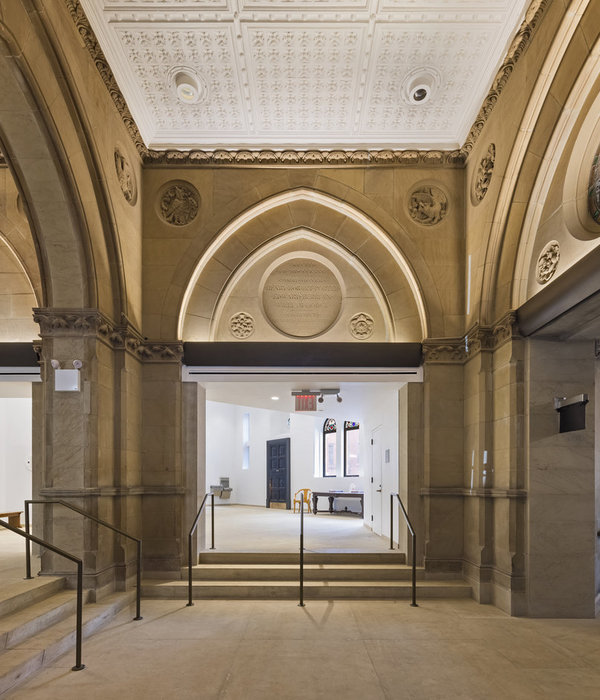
[159,181,200,226]
[536,240,560,284]
[262,259,342,337]
[588,148,600,224]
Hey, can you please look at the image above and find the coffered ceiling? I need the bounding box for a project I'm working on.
[79,0,531,151]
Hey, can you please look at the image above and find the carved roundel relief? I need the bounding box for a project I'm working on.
[536,240,560,285]
[408,185,448,226]
[158,180,200,226]
[113,145,137,206]
[588,147,600,225]
[261,257,343,338]
[472,143,496,205]
[349,313,374,339]
[229,312,255,339]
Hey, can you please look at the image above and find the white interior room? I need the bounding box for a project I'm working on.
[199,376,415,548]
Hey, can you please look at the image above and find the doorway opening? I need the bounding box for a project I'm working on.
[185,366,422,554]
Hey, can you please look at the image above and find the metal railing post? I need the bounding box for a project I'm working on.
[134,540,143,620]
[389,493,394,549]
[392,493,418,608]
[187,493,210,607]
[25,501,33,579]
[210,492,215,550]
[73,560,85,671]
[299,500,305,607]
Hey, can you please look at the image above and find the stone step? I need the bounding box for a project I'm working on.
[0,577,66,619]
[0,591,135,697]
[143,579,472,601]
[197,551,406,565]
[0,590,80,651]
[183,564,426,582]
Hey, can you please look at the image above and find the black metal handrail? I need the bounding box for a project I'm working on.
[25,499,143,621]
[298,499,305,607]
[0,517,85,671]
[390,493,418,607]
[187,492,215,607]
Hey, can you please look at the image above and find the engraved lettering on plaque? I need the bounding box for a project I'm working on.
[262,259,342,337]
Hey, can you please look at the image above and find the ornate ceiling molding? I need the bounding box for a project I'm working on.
[64,0,549,167]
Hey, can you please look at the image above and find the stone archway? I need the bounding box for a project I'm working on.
[0,35,90,309]
[178,188,429,342]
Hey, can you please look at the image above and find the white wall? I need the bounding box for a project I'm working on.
[206,401,289,506]
[0,393,32,513]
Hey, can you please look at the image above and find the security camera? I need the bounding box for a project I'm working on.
[72,360,83,369]
[50,359,60,370]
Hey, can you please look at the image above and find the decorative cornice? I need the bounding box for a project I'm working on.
[460,0,549,157]
[63,0,549,168]
[33,308,183,363]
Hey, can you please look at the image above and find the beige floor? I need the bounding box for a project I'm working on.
[4,596,600,699]
[4,515,600,699]
[205,504,391,552]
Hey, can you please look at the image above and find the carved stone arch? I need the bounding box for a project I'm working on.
[0,29,91,308]
[477,3,599,323]
[178,189,429,341]
[512,42,600,307]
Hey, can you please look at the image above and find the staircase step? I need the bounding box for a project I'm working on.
[143,579,472,601]
[0,577,66,619]
[0,591,135,696]
[183,564,425,582]
[0,590,80,650]
[197,552,406,565]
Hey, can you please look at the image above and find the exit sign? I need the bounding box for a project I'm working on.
[295,394,317,411]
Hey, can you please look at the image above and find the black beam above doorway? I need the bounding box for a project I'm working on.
[183,342,422,368]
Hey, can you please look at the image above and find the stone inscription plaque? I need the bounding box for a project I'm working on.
[262,259,342,337]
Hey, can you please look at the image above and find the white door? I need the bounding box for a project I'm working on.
[370,426,383,534]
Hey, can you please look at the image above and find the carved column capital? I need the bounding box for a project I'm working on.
[33,308,184,363]
[422,338,467,364]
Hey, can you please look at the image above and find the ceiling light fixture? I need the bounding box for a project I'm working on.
[169,66,206,105]
[403,67,441,106]
[271,396,279,401]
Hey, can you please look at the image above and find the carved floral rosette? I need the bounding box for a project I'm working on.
[536,240,560,284]
[472,143,496,204]
[229,312,255,339]
[113,146,137,205]
[159,180,200,226]
[408,185,448,225]
[349,313,374,340]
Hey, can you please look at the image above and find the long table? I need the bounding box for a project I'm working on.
[311,491,364,518]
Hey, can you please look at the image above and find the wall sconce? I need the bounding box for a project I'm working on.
[51,359,82,392]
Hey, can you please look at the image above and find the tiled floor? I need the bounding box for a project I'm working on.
[5,597,600,699]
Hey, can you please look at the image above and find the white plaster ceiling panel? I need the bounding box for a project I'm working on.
[80,0,531,150]
[363,24,496,139]
[243,24,365,136]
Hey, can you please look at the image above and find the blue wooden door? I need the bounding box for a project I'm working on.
[266,438,290,509]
